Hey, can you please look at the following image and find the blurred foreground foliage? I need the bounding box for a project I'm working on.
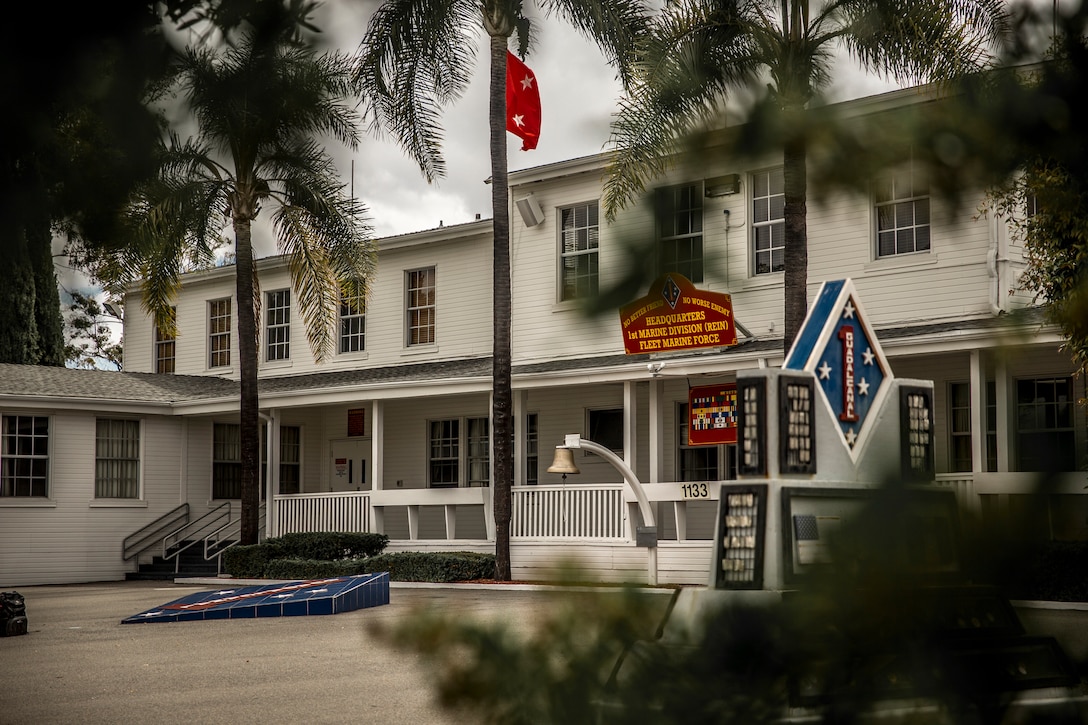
[375,480,1087,724]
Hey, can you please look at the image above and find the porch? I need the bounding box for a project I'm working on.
[267,473,1037,585]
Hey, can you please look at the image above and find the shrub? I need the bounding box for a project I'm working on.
[362,551,495,582]
[223,543,271,579]
[263,532,389,561]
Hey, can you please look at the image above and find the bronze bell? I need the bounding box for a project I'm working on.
[546,447,581,477]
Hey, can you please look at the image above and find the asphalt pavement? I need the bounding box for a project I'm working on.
[0,580,672,725]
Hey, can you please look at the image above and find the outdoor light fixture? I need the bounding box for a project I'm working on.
[549,434,658,584]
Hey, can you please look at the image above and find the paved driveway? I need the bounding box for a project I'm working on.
[0,581,671,725]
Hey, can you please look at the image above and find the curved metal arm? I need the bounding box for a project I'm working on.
[566,435,656,529]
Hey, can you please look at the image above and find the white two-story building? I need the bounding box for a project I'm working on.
[1,85,1083,587]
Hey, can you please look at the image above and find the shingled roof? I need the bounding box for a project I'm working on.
[0,363,237,403]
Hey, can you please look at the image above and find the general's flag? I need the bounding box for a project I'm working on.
[506,51,540,151]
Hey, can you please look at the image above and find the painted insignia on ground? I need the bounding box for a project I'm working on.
[121,573,389,624]
[783,279,892,458]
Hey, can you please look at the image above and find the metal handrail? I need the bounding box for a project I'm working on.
[204,504,266,574]
[162,502,233,572]
[122,503,190,561]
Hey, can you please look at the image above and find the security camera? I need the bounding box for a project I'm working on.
[647,362,666,376]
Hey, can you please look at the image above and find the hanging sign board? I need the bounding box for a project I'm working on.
[619,274,737,355]
[688,383,738,445]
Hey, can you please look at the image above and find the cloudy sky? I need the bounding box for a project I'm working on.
[317,2,901,243]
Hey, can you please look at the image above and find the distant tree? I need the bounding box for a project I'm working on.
[0,223,64,366]
[63,292,124,370]
[357,0,649,581]
[604,0,1010,352]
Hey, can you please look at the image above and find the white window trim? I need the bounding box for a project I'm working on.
[872,155,932,260]
[657,182,705,282]
[265,289,291,362]
[0,413,52,501]
[405,266,437,349]
[338,286,367,357]
[426,416,490,488]
[153,307,176,374]
[556,200,600,303]
[207,297,232,370]
[93,417,144,500]
[750,167,785,278]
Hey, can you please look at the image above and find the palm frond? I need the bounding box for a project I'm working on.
[603,0,762,218]
[355,0,478,182]
[542,0,651,89]
[832,0,1011,84]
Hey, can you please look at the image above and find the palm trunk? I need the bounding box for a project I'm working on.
[782,125,808,352]
[234,217,261,545]
[489,32,513,581]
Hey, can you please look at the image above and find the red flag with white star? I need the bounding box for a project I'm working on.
[506,51,540,151]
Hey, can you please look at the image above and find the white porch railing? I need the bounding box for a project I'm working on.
[511,483,626,539]
[275,491,371,535]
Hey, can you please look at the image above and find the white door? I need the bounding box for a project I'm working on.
[329,438,370,492]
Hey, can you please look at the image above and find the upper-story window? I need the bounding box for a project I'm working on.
[1,415,49,497]
[406,267,436,346]
[875,158,930,257]
[657,183,703,282]
[559,201,599,300]
[752,168,785,275]
[265,289,291,361]
[339,285,366,354]
[154,307,176,374]
[208,298,231,368]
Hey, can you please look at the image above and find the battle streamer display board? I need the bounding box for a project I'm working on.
[689,383,738,446]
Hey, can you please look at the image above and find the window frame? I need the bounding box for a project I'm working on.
[406,267,436,347]
[154,307,176,374]
[1015,376,1076,472]
[208,298,232,369]
[874,154,931,258]
[525,412,539,485]
[751,167,785,276]
[587,408,624,453]
[656,182,704,282]
[339,284,366,355]
[265,289,291,362]
[213,422,301,498]
[1,414,50,498]
[94,418,141,499]
[427,416,490,488]
[558,200,600,301]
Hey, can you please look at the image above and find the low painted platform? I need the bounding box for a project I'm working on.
[122,573,390,624]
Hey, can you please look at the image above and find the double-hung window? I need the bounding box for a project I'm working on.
[1,415,49,497]
[208,298,231,368]
[752,168,785,275]
[428,417,490,488]
[154,307,176,374]
[657,183,703,282]
[265,289,291,361]
[1016,377,1075,472]
[95,419,140,498]
[559,202,599,300]
[949,381,999,473]
[407,268,436,346]
[875,157,930,257]
[213,422,302,497]
[525,413,538,485]
[339,285,366,354]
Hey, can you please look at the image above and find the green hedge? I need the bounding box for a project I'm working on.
[222,531,493,582]
[223,531,389,578]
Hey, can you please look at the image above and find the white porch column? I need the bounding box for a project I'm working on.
[969,350,985,516]
[514,389,527,485]
[265,410,280,539]
[995,357,1010,473]
[624,381,639,540]
[485,391,496,540]
[371,400,385,535]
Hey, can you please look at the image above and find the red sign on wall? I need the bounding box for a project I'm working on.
[619,274,737,355]
[688,384,738,446]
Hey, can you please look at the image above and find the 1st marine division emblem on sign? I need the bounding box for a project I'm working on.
[783,279,892,459]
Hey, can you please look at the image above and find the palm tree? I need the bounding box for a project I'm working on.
[604,0,1009,351]
[357,0,649,580]
[116,14,373,545]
